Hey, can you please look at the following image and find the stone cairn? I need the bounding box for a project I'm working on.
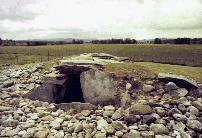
[0,53,201,138]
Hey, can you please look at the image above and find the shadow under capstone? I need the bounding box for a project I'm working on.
[63,74,84,103]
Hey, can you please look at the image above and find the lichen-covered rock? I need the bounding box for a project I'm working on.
[192,101,202,111]
[173,122,185,132]
[173,114,187,122]
[41,115,54,122]
[80,69,119,105]
[112,108,123,120]
[74,123,83,133]
[112,121,127,131]
[123,130,141,138]
[3,128,20,137]
[129,104,153,115]
[2,119,19,127]
[104,125,115,135]
[97,119,108,130]
[188,106,199,116]
[104,105,115,111]
[3,80,14,88]
[115,131,124,137]
[0,106,12,112]
[94,131,107,138]
[176,88,188,97]
[142,84,155,92]
[121,91,131,108]
[140,131,155,138]
[187,120,202,132]
[150,124,169,135]
[34,129,50,138]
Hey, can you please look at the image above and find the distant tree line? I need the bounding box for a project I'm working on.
[72,39,84,44]
[1,37,202,46]
[92,38,137,44]
[0,38,84,46]
[154,38,162,44]
[154,38,202,44]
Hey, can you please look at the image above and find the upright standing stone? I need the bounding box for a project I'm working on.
[80,70,119,105]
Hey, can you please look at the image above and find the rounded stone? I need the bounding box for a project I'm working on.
[74,123,83,133]
[115,131,123,137]
[187,120,202,132]
[164,82,178,92]
[104,125,115,135]
[140,131,155,137]
[104,105,115,111]
[143,85,155,93]
[129,104,153,115]
[188,106,199,116]
[150,124,169,135]
[192,101,202,111]
[112,109,123,120]
[173,114,187,122]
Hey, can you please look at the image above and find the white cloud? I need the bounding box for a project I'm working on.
[0,0,201,39]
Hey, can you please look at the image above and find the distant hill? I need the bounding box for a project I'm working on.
[28,38,93,43]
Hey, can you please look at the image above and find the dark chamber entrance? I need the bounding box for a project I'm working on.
[63,74,85,103]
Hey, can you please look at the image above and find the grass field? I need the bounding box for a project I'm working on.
[0,44,202,66]
[0,44,202,83]
[105,62,202,83]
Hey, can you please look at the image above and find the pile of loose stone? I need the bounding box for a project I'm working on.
[121,78,202,138]
[0,59,202,138]
[0,64,45,95]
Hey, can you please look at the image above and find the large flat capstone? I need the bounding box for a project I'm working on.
[80,69,119,105]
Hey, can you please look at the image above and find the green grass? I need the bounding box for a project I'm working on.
[104,63,156,80]
[134,62,202,83]
[105,62,202,83]
[0,44,202,66]
[0,44,202,83]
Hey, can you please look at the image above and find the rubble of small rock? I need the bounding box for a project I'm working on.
[0,53,202,138]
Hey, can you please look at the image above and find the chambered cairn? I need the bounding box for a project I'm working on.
[0,53,201,138]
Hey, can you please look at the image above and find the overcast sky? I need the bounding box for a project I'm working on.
[0,0,202,40]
